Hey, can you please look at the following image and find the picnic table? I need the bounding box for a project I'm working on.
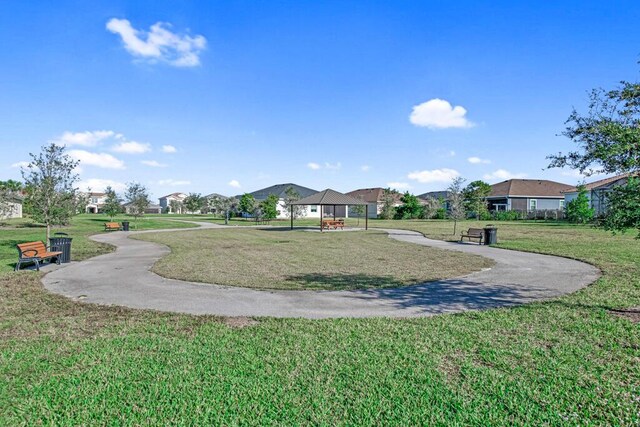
[322,219,345,230]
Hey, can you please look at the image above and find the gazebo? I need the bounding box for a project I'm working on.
[290,189,369,231]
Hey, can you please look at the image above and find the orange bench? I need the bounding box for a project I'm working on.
[104,222,121,231]
[15,241,62,271]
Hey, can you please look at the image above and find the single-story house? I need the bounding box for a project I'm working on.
[85,192,107,214]
[486,179,571,212]
[240,183,325,219]
[123,202,163,215]
[159,192,187,214]
[345,188,402,218]
[0,193,23,219]
[563,172,637,216]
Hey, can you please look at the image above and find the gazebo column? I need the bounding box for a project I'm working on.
[320,204,323,232]
[290,204,293,230]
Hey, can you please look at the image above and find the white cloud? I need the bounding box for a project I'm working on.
[409,98,474,129]
[78,178,126,193]
[468,156,491,164]
[228,180,241,188]
[53,130,117,147]
[112,141,151,154]
[161,145,177,153]
[307,162,341,171]
[360,165,371,172]
[407,168,460,183]
[324,162,341,170]
[141,160,167,167]
[10,161,29,168]
[106,18,207,67]
[68,150,125,169]
[158,179,191,186]
[307,162,321,170]
[483,169,527,182]
[387,182,412,190]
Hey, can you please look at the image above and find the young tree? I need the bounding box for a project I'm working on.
[601,177,640,238]
[447,177,467,235]
[394,192,423,219]
[239,193,257,218]
[103,186,122,220]
[420,196,440,219]
[547,70,639,235]
[283,187,305,219]
[350,196,366,226]
[22,143,80,243]
[208,195,238,225]
[0,180,23,219]
[183,193,204,215]
[125,182,150,227]
[463,180,492,219]
[260,194,280,220]
[169,199,183,214]
[379,188,398,220]
[565,185,595,224]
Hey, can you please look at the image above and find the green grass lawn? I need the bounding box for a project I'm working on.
[0,214,195,272]
[135,228,492,290]
[1,219,639,425]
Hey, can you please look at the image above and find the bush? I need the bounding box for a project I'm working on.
[434,208,447,219]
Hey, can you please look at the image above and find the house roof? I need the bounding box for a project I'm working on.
[159,192,186,199]
[245,183,318,200]
[87,192,106,197]
[488,179,572,198]
[418,190,450,200]
[292,189,367,205]
[346,187,403,203]
[204,193,227,199]
[563,172,637,193]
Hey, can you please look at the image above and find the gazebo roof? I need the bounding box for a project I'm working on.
[291,188,367,205]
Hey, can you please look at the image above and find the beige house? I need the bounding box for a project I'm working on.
[345,188,402,218]
[0,194,23,219]
[159,192,187,214]
[85,192,107,214]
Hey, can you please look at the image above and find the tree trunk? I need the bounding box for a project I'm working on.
[46,224,51,248]
[225,210,229,225]
[453,220,457,235]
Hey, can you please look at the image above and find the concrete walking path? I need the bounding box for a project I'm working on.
[42,222,600,318]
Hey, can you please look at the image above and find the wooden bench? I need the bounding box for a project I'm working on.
[460,228,484,244]
[104,222,121,231]
[322,219,345,230]
[15,241,62,271]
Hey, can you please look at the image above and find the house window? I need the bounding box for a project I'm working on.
[559,200,565,209]
[529,199,537,211]
[92,197,98,203]
[310,205,317,213]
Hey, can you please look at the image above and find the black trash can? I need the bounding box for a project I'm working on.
[121,221,130,231]
[49,236,73,263]
[483,225,498,245]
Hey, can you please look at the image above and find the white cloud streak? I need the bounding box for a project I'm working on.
[409,98,474,129]
[106,18,206,67]
[228,180,241,188]
[468,156,491,164]
[387,182,411,190]
[407,168,460,183]
[307,162,321,170]
[78,178,127,193]
[158,179,191,186]
[141,160,167,167]
[53,130,117,147]
[482,169,527,182]
[10,161,29,169]
[162,145,177,153]
[112,141,151,154]
[68,150,125,169]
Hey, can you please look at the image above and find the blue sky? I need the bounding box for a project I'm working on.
[1,1,639,200]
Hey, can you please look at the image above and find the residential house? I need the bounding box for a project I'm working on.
[486,179,571,212]
[346,188,402,218]
[241,183,322,219]
[159,192,187,214]
[123,202,163,215]
[563,172,637,216]
[0,193,23,219]
[85,192,107,214]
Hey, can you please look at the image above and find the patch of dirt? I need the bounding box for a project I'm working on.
[223,316,259,329]
[609,307,640,324]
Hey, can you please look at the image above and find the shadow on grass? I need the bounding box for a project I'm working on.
[284,273,553,313]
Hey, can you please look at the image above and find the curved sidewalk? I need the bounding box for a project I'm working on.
[42,223,600,319]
